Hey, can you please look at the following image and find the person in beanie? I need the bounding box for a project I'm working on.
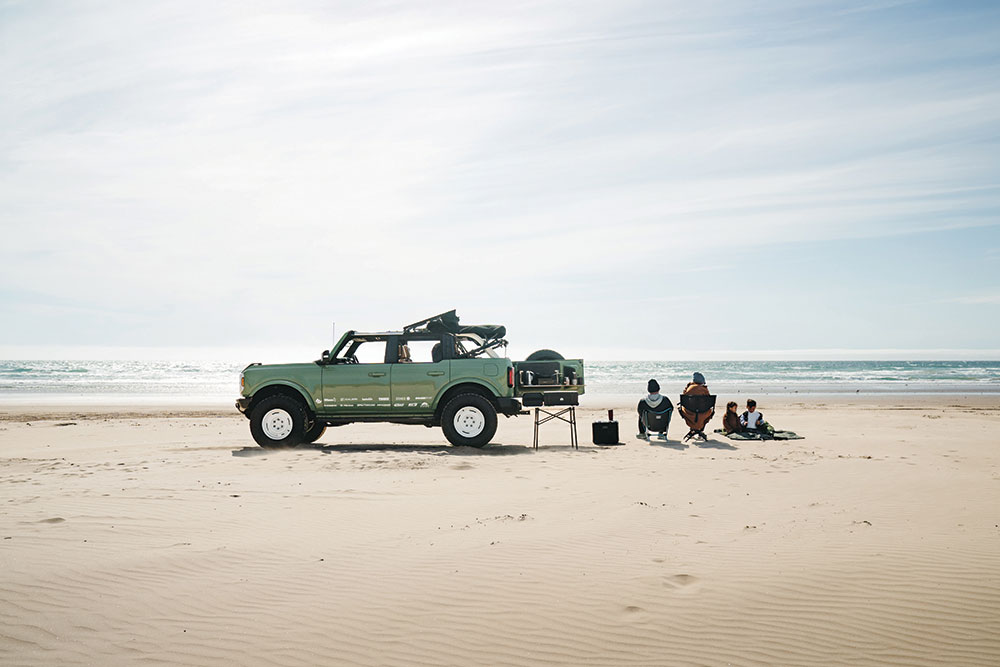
[636,378,673,440]
[679,372,714,441]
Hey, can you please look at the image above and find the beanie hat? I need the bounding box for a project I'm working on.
[692,372,706,385]
[647,379,660,393]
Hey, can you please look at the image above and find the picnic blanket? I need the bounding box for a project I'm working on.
[714,428,804,441]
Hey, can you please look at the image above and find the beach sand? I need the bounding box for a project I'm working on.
[1,396,999,666]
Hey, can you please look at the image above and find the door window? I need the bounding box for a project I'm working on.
[398,339,440,364]
[343,340,387,364]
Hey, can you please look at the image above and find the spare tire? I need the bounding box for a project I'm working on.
[526,349,564,361]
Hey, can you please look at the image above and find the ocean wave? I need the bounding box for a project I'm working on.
[0,359,998,398]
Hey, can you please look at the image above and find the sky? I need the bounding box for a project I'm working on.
[1,0,999,361]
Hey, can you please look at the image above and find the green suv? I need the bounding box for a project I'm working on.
[236,311,585,448]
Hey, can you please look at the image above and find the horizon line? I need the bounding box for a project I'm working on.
[0,344,999,363]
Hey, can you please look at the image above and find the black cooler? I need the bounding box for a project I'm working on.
[592,409,621,445]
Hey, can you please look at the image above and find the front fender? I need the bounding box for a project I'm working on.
[247,380,318,413]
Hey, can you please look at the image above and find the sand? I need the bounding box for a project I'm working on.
[1,396,999,666]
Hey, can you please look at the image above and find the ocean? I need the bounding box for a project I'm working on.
[0,359,998,405]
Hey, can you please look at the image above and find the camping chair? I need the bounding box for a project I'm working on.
[641,407,672,440]
[679,394,716,442]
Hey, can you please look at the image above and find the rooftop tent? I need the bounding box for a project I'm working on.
[408,310,506,341]
[458,324,506,340]
[422,310,460,334]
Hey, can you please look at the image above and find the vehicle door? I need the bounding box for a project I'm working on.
[389,336,451,414]
[320,338,392,414]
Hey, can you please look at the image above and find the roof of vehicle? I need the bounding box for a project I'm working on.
[404,310,506,340]
[345,330,482,338]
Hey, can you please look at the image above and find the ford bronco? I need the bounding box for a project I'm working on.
[236,311,585,448]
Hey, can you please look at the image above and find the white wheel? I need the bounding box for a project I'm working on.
[441,393,497,447]
[453,406,486,438]
[262,408,294,440]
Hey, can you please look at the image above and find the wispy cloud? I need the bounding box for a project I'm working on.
[1,1,1000,351]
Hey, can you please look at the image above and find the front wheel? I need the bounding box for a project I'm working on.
[441,394,498,448]
[249,394,308,447]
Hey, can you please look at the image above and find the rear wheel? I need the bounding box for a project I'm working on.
[441,393,498,448]
[303,420,327,444]
[249,394,308,447]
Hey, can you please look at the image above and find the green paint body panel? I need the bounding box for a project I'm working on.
[322,363,392,414]
[388,360,450,414]
[241,365,322,407]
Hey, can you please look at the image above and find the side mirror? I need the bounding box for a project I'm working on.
[321,350,331,363]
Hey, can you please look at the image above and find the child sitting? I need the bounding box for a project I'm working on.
[723,401,743,434]
[740,399,774,437]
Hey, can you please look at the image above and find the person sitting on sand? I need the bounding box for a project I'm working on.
[637,379,673,441]
[740,399,775,438]
[679,372,714,441]
[723,401,743,434]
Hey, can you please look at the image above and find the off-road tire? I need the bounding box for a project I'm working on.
[526,349,564,361]
[441,393,498,448]
[249,394,308,448]
[303,420,327,444]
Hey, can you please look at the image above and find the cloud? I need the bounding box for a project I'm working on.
[2,1,1000,351]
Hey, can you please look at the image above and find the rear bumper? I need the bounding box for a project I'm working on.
[236,397,251,415]
[495,396,522,416]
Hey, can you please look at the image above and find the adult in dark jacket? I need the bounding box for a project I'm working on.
[637,379,673,440]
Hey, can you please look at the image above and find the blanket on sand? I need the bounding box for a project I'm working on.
[714,428,804,441]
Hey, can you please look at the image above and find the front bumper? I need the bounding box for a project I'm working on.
[236,397,251,415]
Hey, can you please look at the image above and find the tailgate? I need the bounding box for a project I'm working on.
[513,359,585,396]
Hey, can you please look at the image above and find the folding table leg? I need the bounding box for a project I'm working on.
[533,407,539,449]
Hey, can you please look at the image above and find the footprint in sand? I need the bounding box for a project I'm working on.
[662,574,699,591]
[39,517,65,524]
[451,464,474,470]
